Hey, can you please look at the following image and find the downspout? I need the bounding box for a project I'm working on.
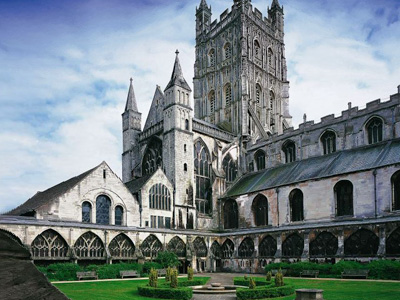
[276,187,280,227]
[373,169,377,218]
[138,192,142,227]
[173,188,176,229]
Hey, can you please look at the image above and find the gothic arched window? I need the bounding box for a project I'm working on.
[149,183,171,210]
[209,49,215,67]
[221,239,234,258]
[193,237,207,257]
[386,227,400,256]
[289,189,304,222]
[74,232,105,258]
[115,205,123,226]
[96,195,111,225]
[254,40,261,59]
[392,171,400,211]
[108,233,135,259]
[167,236,186,257]
[269,90,275,126]
[209,90,215,114]
[223,199,238,229]
[254,150,266,170]
[344,229,379,256]
[140,234,163,258]
[282,140,296,163]
[224,43,232,60]
[82,201,91,223]
[310,231,338,257]
[259,235,277,257]
[211,241,221,259]
[142,138,163,175]
[238,237,254,258]
[253,194,268,226]
[366,117,383,144]
[194,140,212,215]
[321,130,336,155]
[31,229,69,259]
[255,84,262,104]
[223,154,237,183]
[282,233,304,257]
[268,48,274,69]
[335,180,353,217]
[225,83,232,107]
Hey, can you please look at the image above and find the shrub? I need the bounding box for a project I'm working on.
[187,266,194,281]
[249,278,256,289]
[176,278,209,287]
[86,262,142,279]
[367,260,400,280]
[244,274,248,280]
[142,262,163,275]
[236,284,295,300]
[170,268,178,288]
[156,251,180,268]
[45,263,83,281]
[266,271,272,281]
[165,266,172,282]
[149,268,158,288]
[331,260,362,276]
[275,269,284,287]
[234,278,272,287]
[138,285,192,300]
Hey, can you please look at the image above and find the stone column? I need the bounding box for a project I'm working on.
[377,225,386,257]
[274,234,282,262]
[336,229,344,262]
[301,231,310,261]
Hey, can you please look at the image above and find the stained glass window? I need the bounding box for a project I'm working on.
[96,195,111,225]
[142,138,163,175]
[223,154,237,183]
[115,206,123,226]
[367,117,383,144]
[194,140,212,214]
[82,202,91,223]
[149,183,171,211]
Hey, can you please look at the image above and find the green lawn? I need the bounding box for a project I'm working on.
[54,277,400,300]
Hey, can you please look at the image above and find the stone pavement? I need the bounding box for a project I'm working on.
[192,273,241,300]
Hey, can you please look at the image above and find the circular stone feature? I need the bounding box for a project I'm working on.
[211,283,222,287]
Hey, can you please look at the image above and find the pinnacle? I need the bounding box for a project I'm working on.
[165,50,191,92]
[125,77,138,112]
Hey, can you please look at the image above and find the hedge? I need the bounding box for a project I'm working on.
[137,285,192,300]
[234,278,273,287]
[86,263,142,279]
[236,284,295,300]
[43,263,83,281]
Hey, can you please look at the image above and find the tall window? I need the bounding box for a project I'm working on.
[193,237,208,257]
[140,234,163,258]
[225,83,232,107]
[392,171,400,211]
[115,206,123,226]
[268,48,274,69]
[259,235,277,257]
[224,199,238,229]
[167,236,186,257]
[289,189,304,222]
[194,140,212,214]
[238,237,254,258]
[96,195,111,225]
[149,183,171,210]
[223,154,237,183]
[224,43,232,60]
[254,40,261,59]
[310,231,338,257]
[253,194,268,226]
[366,117,383,144]
[74,232,105,259]
[282,233,304,257]
[269,91,275,126]
[142,138,163,175]
[82,202,91,223]
[344,229,379,256]
[254,150,266,170]
[335,180,353,216]
[321,130,336,155]
[255,84,262,104]
[282,140,296,163]
[209,90,215,114]
[108,233,135,259]
[209,49,215,67]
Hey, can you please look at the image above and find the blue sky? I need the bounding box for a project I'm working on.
[0,0,399,213]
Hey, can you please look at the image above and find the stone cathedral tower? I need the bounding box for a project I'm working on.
[193,0,291,141]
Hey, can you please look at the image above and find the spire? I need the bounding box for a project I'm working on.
[165,50,192,92]
[125,77,138,112]
[199,0,208,7]
[272,0,280,6]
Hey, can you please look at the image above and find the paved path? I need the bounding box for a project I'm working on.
[192,273,239,300]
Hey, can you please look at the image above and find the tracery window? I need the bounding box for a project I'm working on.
[31,229,69,258]
[253,194,268,226]
[386,227,400,256]
[193,237,207,257]
[223,199,238,229]
[225,83,232,107]
[140,234,163,258]
[108,233,135,258]
[167,236,186,257]
[282,233,304,257]
[335,180,353,217]
[211,241,221,259]
[74,232,105,258]
[259,235,277,257]
[268,48,274,69]
[391,171,400,211]
[221,239,234,258]
[223,154,237,183]
[149,183,171,211]
[224,43,232,60]
[194,140,212,214]
[344,229,379,256]
[254,40,261,59]
[321,130,336,155]
[366,117,383,144]
[254,150,266,170]
[282,140,296,163]
[289,189,304,222]
[209,90,215,114]
[187,212,194,229]
[238,237,254,258]
[115,205,123,226]
[269,91,275,126]
[96,195,111,225]
[209,49,215,67]
[142,138,163,175]
[82,201,91,223]
[310,231,338,257]
[255,84,262,104]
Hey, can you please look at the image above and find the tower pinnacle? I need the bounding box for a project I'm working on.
[165,50,191,92]
[125,77,138,112]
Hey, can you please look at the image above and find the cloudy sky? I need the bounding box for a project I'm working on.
[0,0,399,213]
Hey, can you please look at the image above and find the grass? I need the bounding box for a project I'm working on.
[54,277,209,300]
[54,277,400,300]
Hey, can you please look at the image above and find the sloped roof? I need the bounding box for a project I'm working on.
[7,166,98,216]
[143,85,165,131]
[125,174,153,195]
[224,139,400,199]
[165,51,191,92]
[124,78,138,112]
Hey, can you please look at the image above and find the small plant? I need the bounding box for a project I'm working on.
[149,268,158,288]
[165,266,172,282]
[244,274,248,280]
[187,266,194,281]
[249,277,256,289]
[170,268,178,288]
[266,271,272,281]
[275,269,284,287]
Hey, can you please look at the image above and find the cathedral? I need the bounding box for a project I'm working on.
[1,0,400,273]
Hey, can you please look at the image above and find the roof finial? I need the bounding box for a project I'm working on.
[130,77,133,83]
[175,49,179,56]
